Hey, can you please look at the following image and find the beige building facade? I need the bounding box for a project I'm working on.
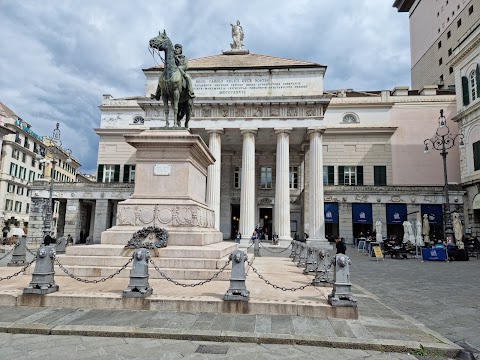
[28,49,464,244]
[450,19,480,235]
[394,0,478,90]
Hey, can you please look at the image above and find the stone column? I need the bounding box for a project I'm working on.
[93,199,109,244]
[274,128,292,245]
[63,199,82,243]
[239,129,257,246]
[307,128,331,249]
[206,128,224,230]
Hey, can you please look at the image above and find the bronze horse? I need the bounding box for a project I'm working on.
[149,31,193,128]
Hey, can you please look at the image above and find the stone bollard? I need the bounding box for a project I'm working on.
[253,237,261,257]
[328,254,357,307]
[55,237,66,254]
[290,240,297,259]
[224,250,249,301]
[8,237,27,266]
[23,245,58,295]
[313,250,331,286]
[297,243,308,267]
[303,246,318,274]
[123,248,152,298]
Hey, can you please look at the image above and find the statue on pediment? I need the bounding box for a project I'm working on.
[230,20,244,50]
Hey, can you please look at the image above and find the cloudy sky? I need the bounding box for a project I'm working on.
[0,0,410,174]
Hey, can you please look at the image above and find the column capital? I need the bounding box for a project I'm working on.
[240,128,258,136]
[206,128,224,135]
[274,128,293,135]
[307,127,326,136]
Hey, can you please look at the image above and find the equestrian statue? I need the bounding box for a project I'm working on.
[149,30,195,128]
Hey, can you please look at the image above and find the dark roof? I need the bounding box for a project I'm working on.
[393,0,415,12]
[144,53,325,71]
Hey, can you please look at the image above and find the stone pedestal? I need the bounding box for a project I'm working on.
[102,129,227,248]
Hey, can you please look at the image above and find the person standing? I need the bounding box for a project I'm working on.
[43,233,53,246]
[335,236,346,254]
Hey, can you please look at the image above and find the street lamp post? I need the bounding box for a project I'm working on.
[423,109,464,242]
[37,123,72,238]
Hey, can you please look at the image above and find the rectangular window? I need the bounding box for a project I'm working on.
[323,166,334,185]
[447,30,451,38]
[473,141,480,171]
[16,186,24,195]
[22,153,26,163]
[123,165,136,183]
[26,203,30,214]
[9,163,15,176]
[374,166,387,186]
[5,199,12,211]
[19,166,24,180]
[457,18,461,27]
[438,41,442,49]
[289,166,298,189]
[338,166,363,185]
[14,201,21,212]
[103,165,115,183]
[469,5,474,15]
[28,170,34,182]
[449,67,453,74]
[260,166,272,189]
[7,184,15,193]
[448,48,452,56]
[12,148,19,160]
[439,58,443,65]
[234,166,241,189]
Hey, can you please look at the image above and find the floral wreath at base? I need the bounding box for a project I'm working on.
[125,226,168,249]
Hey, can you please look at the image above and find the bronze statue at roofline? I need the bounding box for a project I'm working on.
[149,30,194,128]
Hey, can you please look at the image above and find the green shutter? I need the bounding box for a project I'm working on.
[328,166,334,185]
[123,165,129,183]
[97,164,104,182]
[474,141,480,171]
[374,166,387,186]
[338,166,344,185]
[462,76,470,106]
[114,165,120,182]
[476,64,480,96]
[357,166,364,185]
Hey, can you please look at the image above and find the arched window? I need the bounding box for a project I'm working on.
[470,69,478,101]
[132,116,144,124]
[342,113,359,124]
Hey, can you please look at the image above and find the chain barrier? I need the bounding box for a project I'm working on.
[25,246,38,257]
[0,258,36,281]
[0,243,19,261]
[258,241,292,254]
[247,260,314,291]
[54,256,132,283]
[149,258,231,287]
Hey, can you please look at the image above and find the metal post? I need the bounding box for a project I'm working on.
[423,110,464,243]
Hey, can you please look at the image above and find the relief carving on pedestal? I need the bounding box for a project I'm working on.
[221,108,229,117]
[202,108,212,117]
[305,107,315,116]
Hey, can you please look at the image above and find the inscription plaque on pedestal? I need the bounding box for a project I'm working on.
[154,164,171,176]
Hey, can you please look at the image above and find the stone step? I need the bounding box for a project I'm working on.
[46,265,231,281]
[55,255,230,269]
[66,242,238,259]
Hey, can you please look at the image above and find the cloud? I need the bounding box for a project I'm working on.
[0,0,410,173]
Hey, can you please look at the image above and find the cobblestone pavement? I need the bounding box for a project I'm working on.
[0,332,424,360]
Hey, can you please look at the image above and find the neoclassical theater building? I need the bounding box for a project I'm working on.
[28,42,464,244]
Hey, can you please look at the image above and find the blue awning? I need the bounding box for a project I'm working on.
[421,204,443,225]
[352,203,372,224]
[324,202,338,223]
[386,204,407,224]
